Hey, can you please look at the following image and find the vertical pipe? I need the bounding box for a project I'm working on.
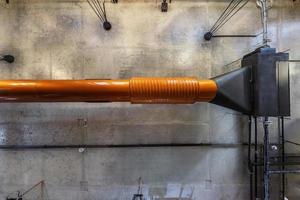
[254,117,258,199]
[260,0,268,45]
[260,144,264,199]
[248,115,253,200]
[263,117,270,200]
[281,116,285,199]
[278,117,281,198]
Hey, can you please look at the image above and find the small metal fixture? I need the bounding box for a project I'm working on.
[161,0,168,12]
[6,192,22,200]
[0,55,14,63]
[204,32,213,41]
[87,0,112,31]
[161,0,171,12]
[78,147,85,153]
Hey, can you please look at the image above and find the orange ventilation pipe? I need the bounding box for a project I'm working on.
[0,78,217,103]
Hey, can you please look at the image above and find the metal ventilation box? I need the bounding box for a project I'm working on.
[242,47,290,117]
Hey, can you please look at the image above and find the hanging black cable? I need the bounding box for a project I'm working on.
[204,0,250,41]
[212,0,250,34]
[87,0,105,21]
[210,0,244,33]
[87,0,112,31]
[209,0,235,32]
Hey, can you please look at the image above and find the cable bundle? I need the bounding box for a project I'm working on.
[87,0,112,30]
[204,0,250,40]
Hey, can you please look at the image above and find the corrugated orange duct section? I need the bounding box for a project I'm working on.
[0,78,217,103]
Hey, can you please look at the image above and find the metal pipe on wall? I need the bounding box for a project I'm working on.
[281,117,286,199]
[259,0,268,45]
[248,115,254,200]
[263,117,271,200]
[0,78,217,103]
[254,117,258,199]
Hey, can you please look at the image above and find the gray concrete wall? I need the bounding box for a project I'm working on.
[0,0,298,199]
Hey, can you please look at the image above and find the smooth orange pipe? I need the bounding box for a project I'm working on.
[0,78,217,103]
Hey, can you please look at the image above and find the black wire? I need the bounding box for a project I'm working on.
[212,0,249,34]
[210,0,237,32]
[103,1,108,21]
[95,0,107,21]
[210,0,249,34]
[87,0,102,20]
[211,0,245,33]
[213,0,250,33]
[92,0,106,21]
[87,0,107,23]
[87,0,105,22]
[210,0,243,32]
